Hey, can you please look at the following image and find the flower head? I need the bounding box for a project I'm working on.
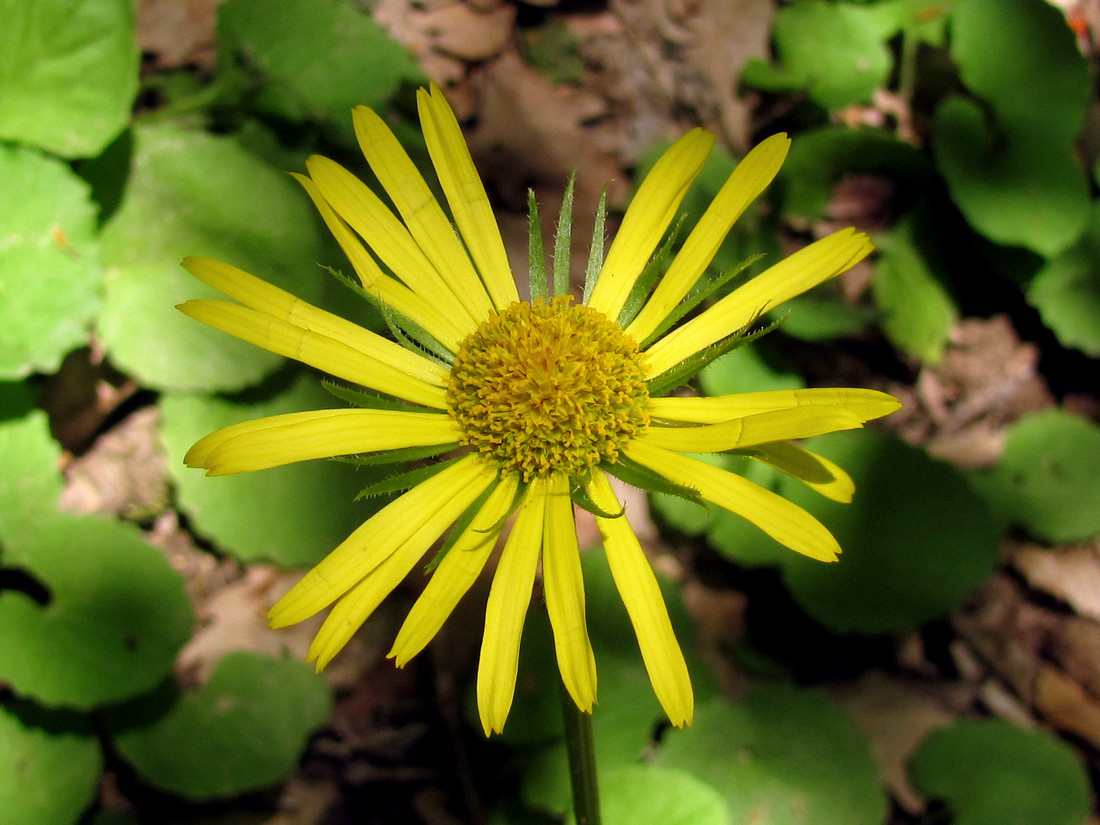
[178,84,900,735]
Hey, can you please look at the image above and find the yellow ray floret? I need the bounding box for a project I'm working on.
[627,133,792,343]
[644,228,874,379]
[742,442,856,503]
[626,440,842,562]
[352,104,495,324]
[185,409,458,476]
[478,481,548,735]
[304,155,479,333]
[418,84,519,311]
[588,472,693,726]
[648,388,900,425]
[641,406,866,453]
[292,173,468,349]
[543,474,598,714]
[389,473,521,667]
[268,455,494,629]
[181,256,450,388]
[177,299,447,409]
[587,128,714,321]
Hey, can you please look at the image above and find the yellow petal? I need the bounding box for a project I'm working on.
[649,388,901,425]
[418,84,519,311]
[352,104,495,324]
[478,481,547,735]
[181,256,451,387]
[625,440,841,562]
[305,156,479,331]
[269,455,494,628]
[626,134,791,343]
[291,173,467,349]
[641,406,865,454]
[743,442,855,503]
[587,129,714,320]
[389,473,520,666]
[178,300,447,409]
[542,474,597,713]
[187,409,458,476]
[644,228,874,379]
[588,472,693,726]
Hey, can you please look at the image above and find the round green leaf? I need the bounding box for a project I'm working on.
[0,0,139,157]
[217,0,423,144]
[95,123,326,392]
[975,410,1100,542]
[741,1,891,109]
[0,146,101,379]
[0,384,64,548]
[950,0,1089,136]
[161,371,376,566]
[0,701,102,824]
[0,515,193,709]
[910,719,1091,825]
[111,652,332,800]
[933,98,1090,256]
[1027,202,1100,357]
[777,430,1000,634]
[577,765,726,825]
[656,685,887,825]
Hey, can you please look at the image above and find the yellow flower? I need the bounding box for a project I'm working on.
[178,84,900,736]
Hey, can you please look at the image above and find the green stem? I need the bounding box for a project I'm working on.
[560,679,601,825]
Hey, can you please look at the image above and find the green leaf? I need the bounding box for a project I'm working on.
[935,0,1091,256]
[216,0,423,144]
[0,146,101,379]
[161,371,380,566]
[0,701,102,824]
[775,430,1000,634]
[571,765,727,825]
[1026,201,1100,357]
[93,123,327,393]
[741,1,891,109]
[933,98,1090,257]
[0,515,193,709]
[950,0,1090,137]
[781,126,933,223]
[972,410,1100,542]
[656,685,887,825]
[699,345,804,397]
[768,294,878,342]
[111,652,332,800]
[871,210,957,363]
[910,719,1091,825]
[0,0,139,157]
[0,385,64,549]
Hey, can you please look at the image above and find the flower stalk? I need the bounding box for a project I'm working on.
[561,676,602,825]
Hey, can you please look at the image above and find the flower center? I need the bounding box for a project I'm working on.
[447,297,650,481]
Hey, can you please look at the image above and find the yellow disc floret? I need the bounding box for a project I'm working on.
[447,297,650,481]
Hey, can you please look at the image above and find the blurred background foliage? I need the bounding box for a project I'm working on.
[0,0,1098,822]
